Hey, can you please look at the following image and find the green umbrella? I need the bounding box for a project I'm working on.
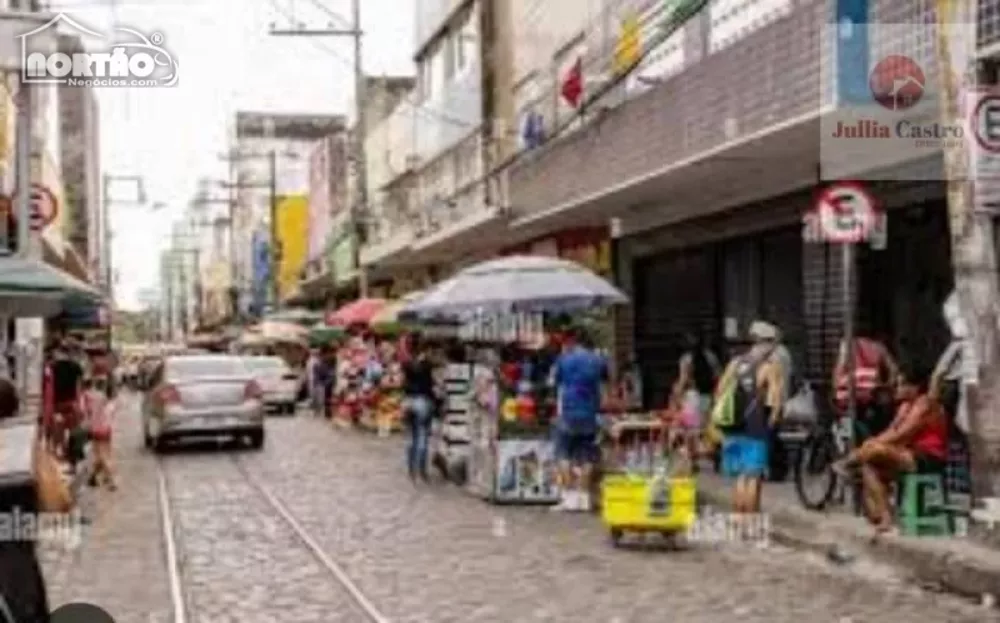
[308,323,346,346]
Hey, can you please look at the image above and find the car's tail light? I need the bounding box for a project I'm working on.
[157,384,181,405]
[244,381,263,401]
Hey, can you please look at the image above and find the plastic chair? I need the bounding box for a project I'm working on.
[896,472,952,536]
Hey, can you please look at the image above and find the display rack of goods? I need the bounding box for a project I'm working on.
[375,392,402,434]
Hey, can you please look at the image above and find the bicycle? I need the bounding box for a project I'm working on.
[794,395,890,511]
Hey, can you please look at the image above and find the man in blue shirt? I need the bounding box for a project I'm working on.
[551,327,609,512]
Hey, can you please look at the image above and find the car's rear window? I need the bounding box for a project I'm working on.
[166,357,247,380]
[244,357,288,373]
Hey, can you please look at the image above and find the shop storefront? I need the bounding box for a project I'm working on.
[621,197,804,408]
[616,180,955,409]
[327,230,359,304]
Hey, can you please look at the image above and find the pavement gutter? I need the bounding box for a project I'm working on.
[697,478,1000,606]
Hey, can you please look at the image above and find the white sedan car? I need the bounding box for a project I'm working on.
[142,354,266,451]
[242,356,300,414]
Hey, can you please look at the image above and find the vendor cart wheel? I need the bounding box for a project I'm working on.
[661,531,683,550]
[608,529,623,547]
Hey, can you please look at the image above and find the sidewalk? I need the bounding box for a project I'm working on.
[37,394,174,621]
[697,471,1000,604]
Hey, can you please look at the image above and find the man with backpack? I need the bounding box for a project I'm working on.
[713,321,787,516]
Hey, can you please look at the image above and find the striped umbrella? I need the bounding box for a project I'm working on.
[326,298,388,327]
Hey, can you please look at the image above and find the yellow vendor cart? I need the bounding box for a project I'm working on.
[600,418,697,547]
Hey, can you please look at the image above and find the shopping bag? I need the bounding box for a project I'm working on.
[33,440,72,513]
[680,389,701,429]
[782,381,818,427]
[710,383,736,429]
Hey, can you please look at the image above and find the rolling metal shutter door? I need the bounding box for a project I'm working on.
[759,228,806,368]
[633,247,719,408]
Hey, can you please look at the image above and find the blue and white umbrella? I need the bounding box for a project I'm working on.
[402,255,627,318]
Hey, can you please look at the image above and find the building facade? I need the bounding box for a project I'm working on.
[57,33,101,280]
[230,112,343,317]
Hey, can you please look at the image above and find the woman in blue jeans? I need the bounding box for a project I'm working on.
[402,337,436,481]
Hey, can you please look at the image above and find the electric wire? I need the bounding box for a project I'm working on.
[267,0,476,131]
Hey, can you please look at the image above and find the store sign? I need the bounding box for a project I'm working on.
[328,233,357,284]
[557,228,611,276]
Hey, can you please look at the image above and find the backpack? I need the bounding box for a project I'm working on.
[712,349,771,432]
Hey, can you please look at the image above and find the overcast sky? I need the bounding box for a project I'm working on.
[52,0,414,310]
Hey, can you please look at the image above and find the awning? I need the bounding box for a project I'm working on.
[43,238,92,284]
[509,113,824,241]
[409,207,509,264]
[0,252,103,317]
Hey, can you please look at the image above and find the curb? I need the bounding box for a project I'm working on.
[698,482,1000,606]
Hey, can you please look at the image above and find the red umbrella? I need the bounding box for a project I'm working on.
[326,298,388,327]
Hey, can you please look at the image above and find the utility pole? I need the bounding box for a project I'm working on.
[14,84,31,259]
[268,149,280,310]
[934,0,1000,503]
[217,151,286,313]
[270,0,369,297]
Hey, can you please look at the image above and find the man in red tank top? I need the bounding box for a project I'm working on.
[831,359,948,534]
[833,334,899,437]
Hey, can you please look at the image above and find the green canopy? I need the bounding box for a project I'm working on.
[308,323,346,346]
[0,253,101,296]
[264,308,323,326]
[0,253,103,317]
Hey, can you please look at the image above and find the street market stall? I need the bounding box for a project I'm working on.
[403,255,628,505]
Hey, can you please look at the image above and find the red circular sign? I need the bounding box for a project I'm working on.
[28,185,58,230]
[815,182,879,244]
[972,93,1000,155]
[869,55,925,111]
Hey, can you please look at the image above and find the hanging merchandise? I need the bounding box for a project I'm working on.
[614,11,641,75]
[520,110,546,150]
[560,57,584,109]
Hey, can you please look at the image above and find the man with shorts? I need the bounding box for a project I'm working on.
[551,328,609,512]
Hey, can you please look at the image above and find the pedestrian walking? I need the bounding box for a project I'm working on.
[402,334,436,482]
[712,321,786,518]
[82,378,117,491]
[550,327,609,512]
[672,332,721,471]
[49,341,85,470]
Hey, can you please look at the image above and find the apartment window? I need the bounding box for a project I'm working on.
[457,7,477,74]
[445,34,457,80]
[419,55,434,101]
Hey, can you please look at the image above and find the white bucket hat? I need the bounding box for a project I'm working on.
[749,320,779,341]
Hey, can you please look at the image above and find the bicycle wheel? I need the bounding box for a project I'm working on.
[794,428,839,510]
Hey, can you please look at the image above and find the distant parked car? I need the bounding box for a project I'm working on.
[142,354,265,451]
[242,356,300,415]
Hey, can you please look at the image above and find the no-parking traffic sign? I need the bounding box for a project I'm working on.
[810,182,879,244]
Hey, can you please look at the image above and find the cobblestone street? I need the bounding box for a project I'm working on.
[42,395,996,622]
